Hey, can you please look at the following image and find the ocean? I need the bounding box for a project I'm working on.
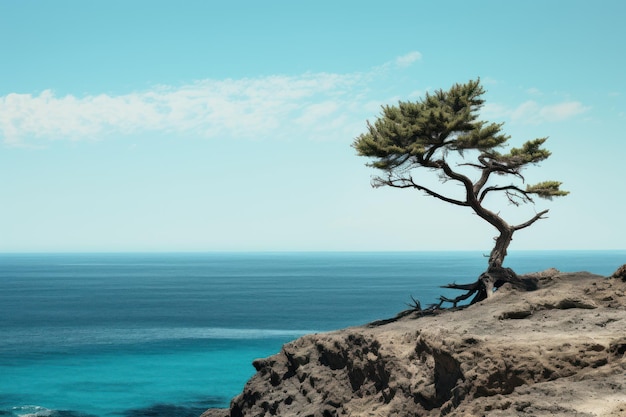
[1,251,624,417]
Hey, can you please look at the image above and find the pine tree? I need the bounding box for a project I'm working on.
[353,79,568,306]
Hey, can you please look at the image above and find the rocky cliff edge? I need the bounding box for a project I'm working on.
[202,268,626,417]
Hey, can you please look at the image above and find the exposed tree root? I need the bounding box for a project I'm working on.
[369,268,540,327]
[441,267,511,307]
[437,267,539,308]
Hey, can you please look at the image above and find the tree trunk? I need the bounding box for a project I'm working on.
[423,169,537,309]
[488,227,513,269]
[476,227,516,300]
[438,226,519,307]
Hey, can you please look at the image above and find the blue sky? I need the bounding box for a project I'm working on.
[1,0,624,252]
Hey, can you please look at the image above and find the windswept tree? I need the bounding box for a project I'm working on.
[353,79,568,305]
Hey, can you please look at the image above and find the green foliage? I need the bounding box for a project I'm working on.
[353,78,569,230]
[353,79,510,170]
[526,181,570,199]
[488,138,552,168]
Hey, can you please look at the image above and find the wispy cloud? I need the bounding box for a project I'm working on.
[1,74,362,146]
[537,101,589,122]
[394,51,422,68]
[483,100,590,125]
[525,87,543,96]
[0,52,423,147]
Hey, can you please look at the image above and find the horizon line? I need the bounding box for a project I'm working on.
[1,249,625,255]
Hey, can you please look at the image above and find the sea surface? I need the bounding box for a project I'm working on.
[1,251,624,417]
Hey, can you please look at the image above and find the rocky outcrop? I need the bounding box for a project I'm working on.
[202,268,626,417]
[612,264,626,280]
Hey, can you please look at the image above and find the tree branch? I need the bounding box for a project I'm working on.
[438,160,476,201]
[467,154,527,198]
[434,160,515,234]
[479,185,535,204]
[376,174,469,207]
[423,140,450,163]
[472,167,491,198]
[513,209,549,231]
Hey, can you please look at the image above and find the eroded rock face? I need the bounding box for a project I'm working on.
[202,271,626,417]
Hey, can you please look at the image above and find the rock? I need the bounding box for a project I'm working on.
[612,264,626,281]
[202,271,626,416]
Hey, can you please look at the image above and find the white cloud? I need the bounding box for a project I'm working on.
[0,51,438,147]
[482,100,590,125]
[538,101,589,122]
[526,87,543,96]
[407,89,425,99]
[480,77,500,86]
[394,51,422,68]
[295,101,340,126]
[0,72,375,146]
[480,102,510,121]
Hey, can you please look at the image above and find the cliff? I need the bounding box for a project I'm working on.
[202,268,626,417]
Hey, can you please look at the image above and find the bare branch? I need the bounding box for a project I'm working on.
[513,209,549,231]
[469,154,527,198]
[479,185,535,204]
[443,282,480,291]
[439,289,477,308]
[458,162,484,169]
[405,295,422,311]
[377,174,470,207]
[504,190,524,206]
[438,160,476,198]
[472,167,492,198]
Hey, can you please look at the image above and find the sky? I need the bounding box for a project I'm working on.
[1,0,625,252]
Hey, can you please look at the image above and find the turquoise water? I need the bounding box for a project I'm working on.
[0,251,624,417]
